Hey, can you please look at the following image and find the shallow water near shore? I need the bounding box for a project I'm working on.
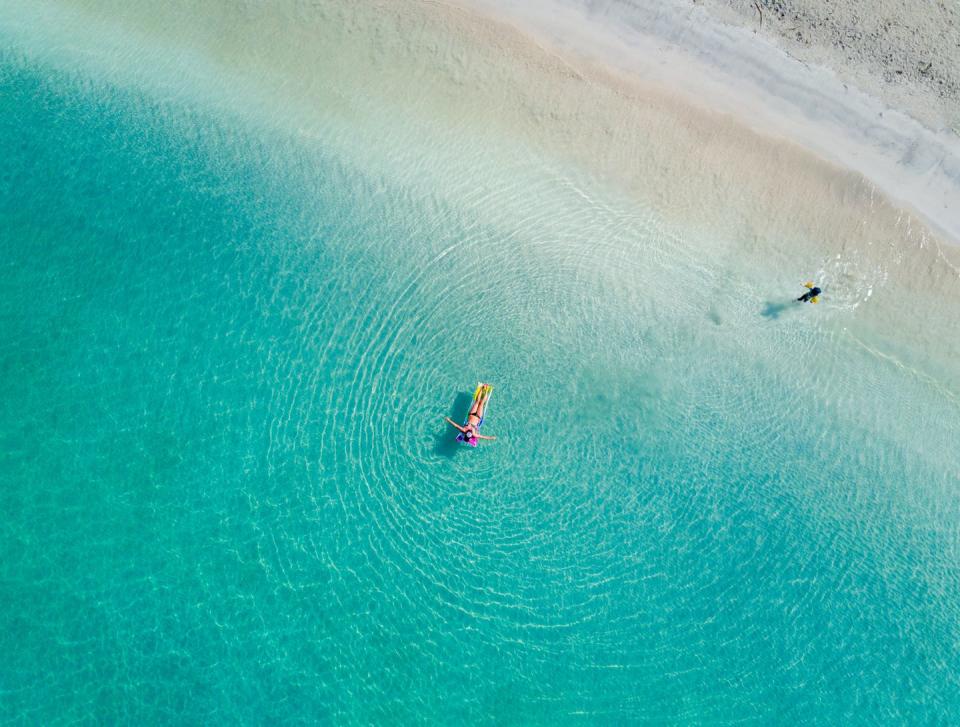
[2,0,960,723]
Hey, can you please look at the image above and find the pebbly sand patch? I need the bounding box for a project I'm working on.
[701,0,960,131]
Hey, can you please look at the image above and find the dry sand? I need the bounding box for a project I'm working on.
[701,0,960,132]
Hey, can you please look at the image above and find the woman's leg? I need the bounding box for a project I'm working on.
[466,398,481,421]
[465,387,487,421]
[474,386,490,419]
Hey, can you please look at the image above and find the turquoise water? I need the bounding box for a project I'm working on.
[3,7,960,724]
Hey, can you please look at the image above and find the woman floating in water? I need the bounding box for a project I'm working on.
[445,383,496,446]
[797,281,822,303]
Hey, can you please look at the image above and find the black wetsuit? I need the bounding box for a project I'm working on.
[797,286,821,303]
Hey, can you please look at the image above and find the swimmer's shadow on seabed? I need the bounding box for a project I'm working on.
[434,390,475,458]
[760,299,801,320]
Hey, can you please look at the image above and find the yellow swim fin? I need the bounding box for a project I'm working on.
[811,296,819,304]
[804,281,815,289]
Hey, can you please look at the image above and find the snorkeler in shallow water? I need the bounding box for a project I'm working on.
[797,281,822,303]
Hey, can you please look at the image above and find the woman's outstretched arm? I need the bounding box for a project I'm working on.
[444,417,467,433]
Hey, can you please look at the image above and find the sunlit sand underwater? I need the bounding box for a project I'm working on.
[2,0,959,723]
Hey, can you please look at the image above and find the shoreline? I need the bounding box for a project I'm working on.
[448,0,960,246]
[9,0,958,244]
[5,0,960,372]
